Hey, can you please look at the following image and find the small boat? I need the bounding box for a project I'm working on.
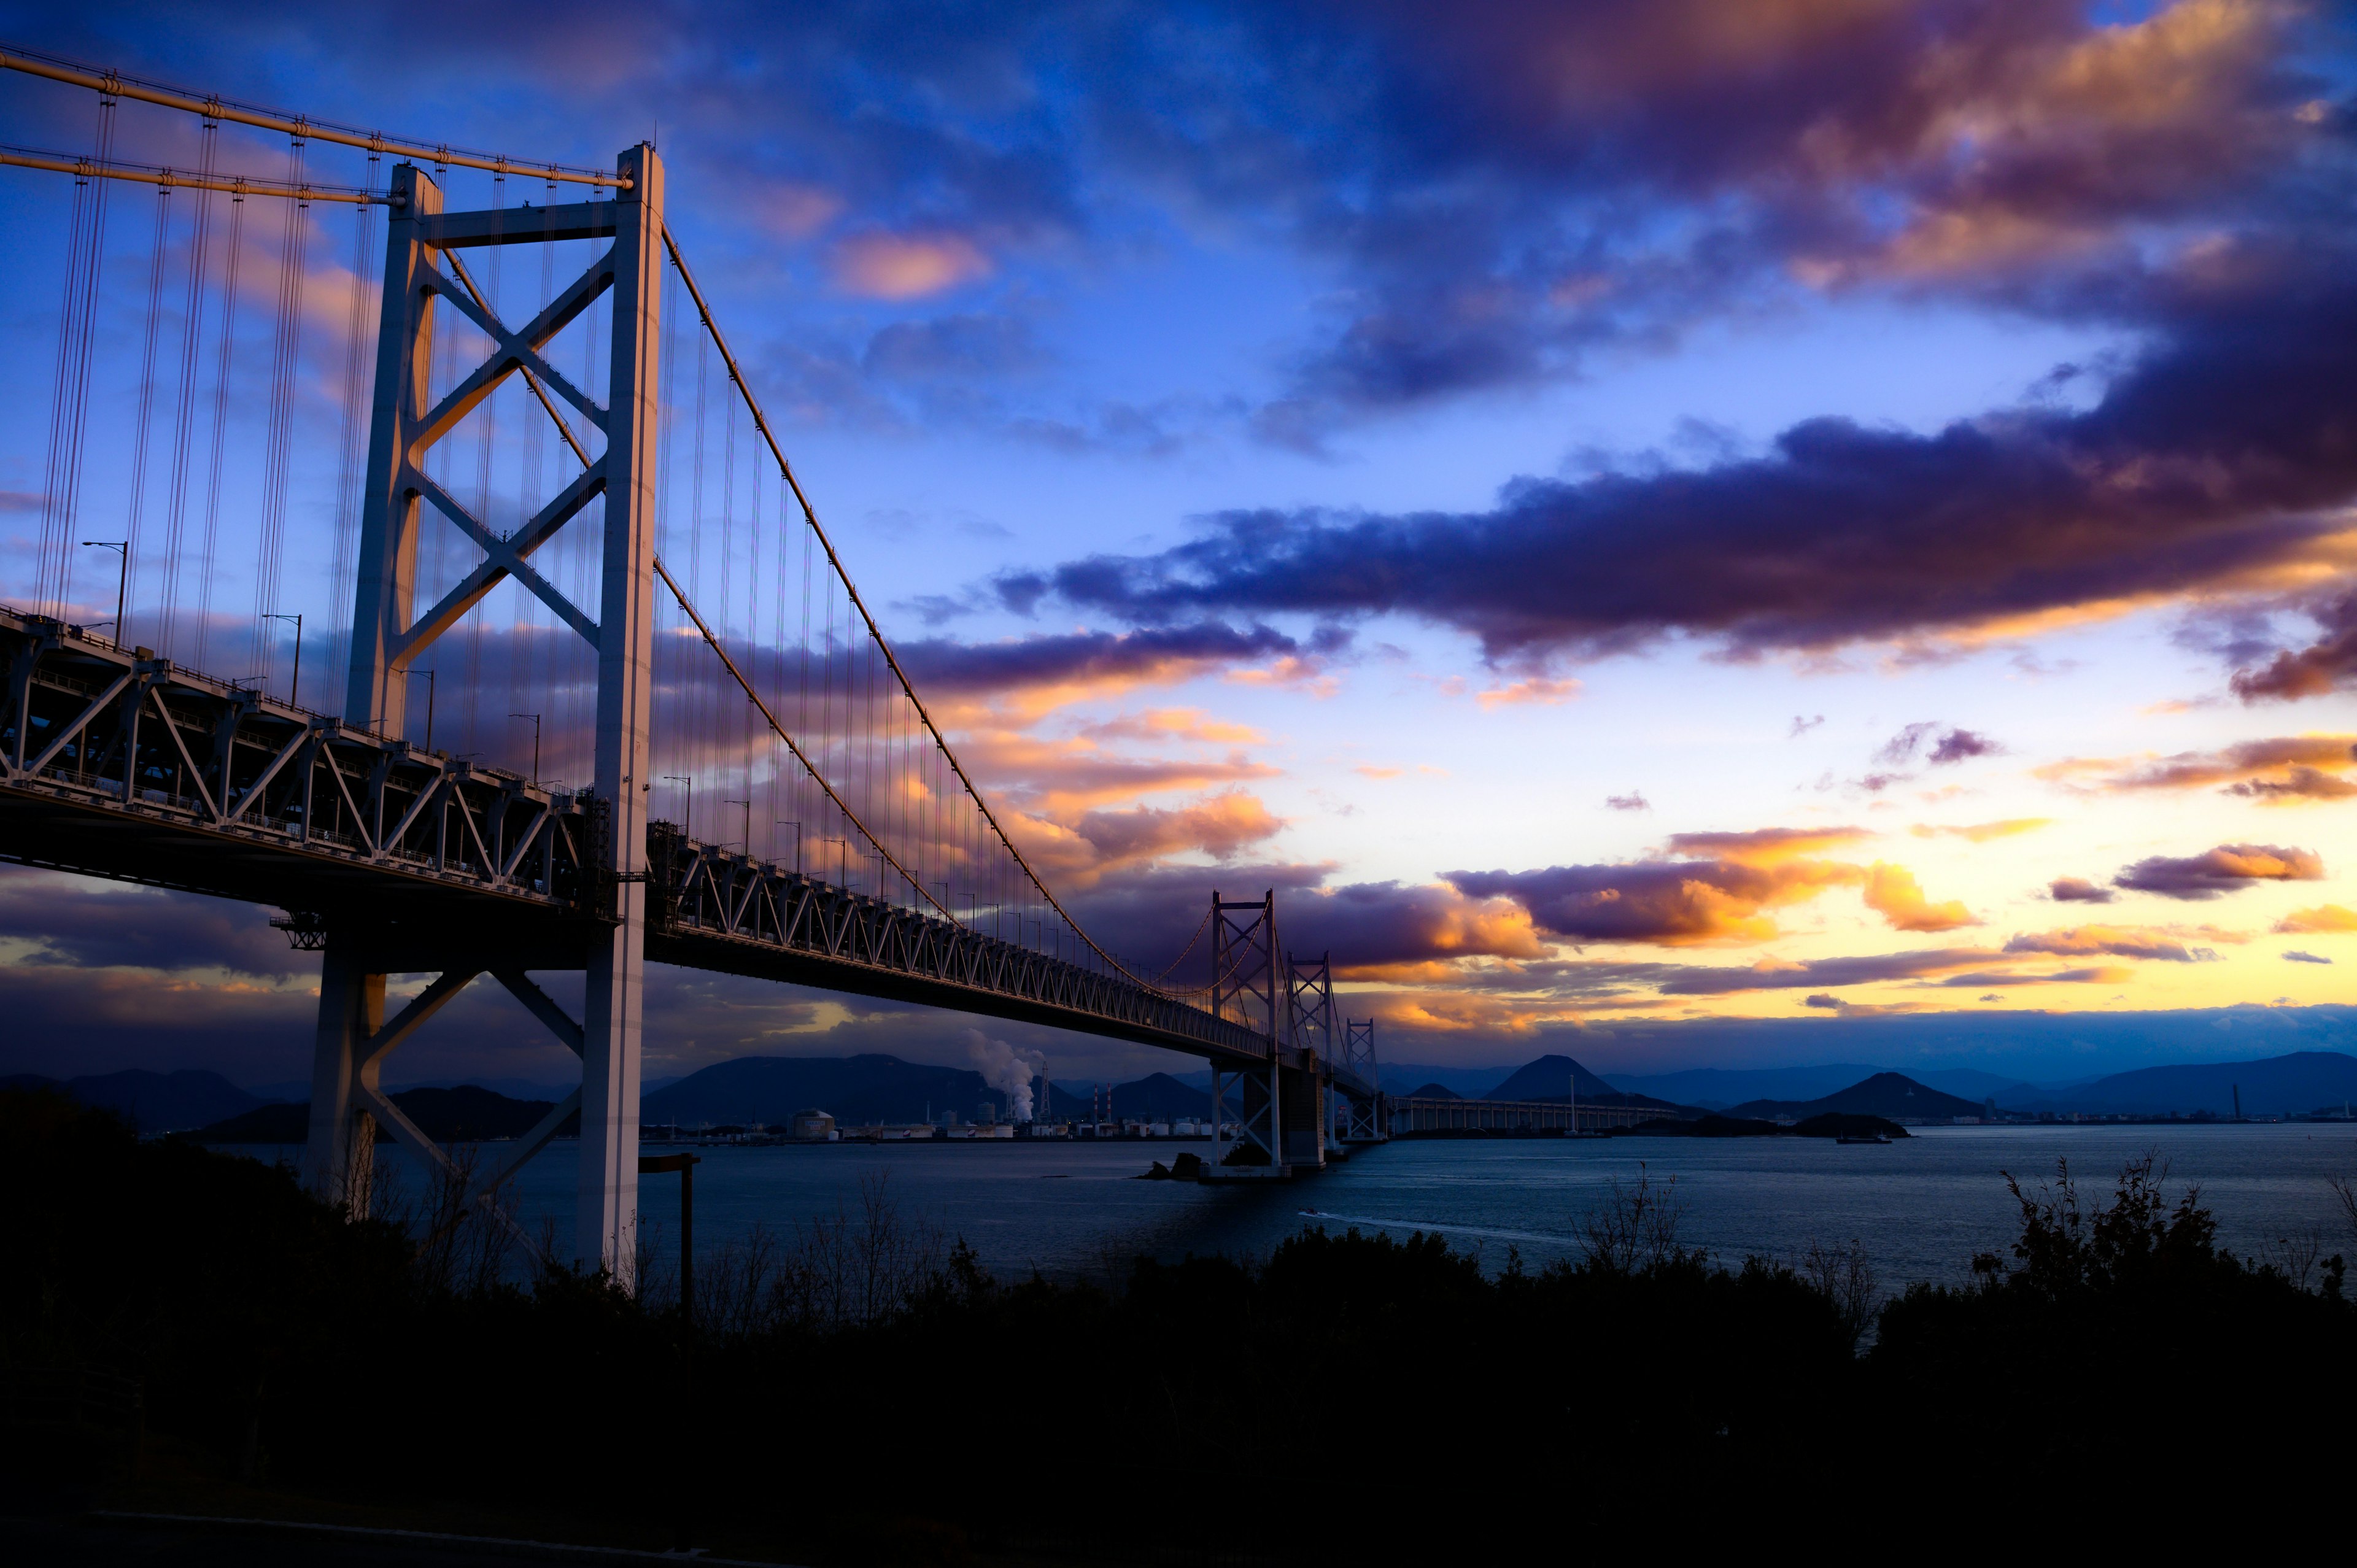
[1836,1132,1891,1145]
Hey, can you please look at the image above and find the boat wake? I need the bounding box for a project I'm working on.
[1296,1210,1575,1248]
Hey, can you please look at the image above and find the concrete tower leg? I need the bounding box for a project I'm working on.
[576,142,666,1283]
[304,944,386,1213]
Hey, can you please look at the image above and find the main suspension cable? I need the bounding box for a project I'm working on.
[659,232,1200,997]
[0,44,624,188]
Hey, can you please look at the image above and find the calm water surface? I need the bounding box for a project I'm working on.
[233,1122,2357,1291]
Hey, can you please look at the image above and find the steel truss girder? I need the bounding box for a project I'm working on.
[653,833,1280,1064]
[0,608,1364,1082]
[0,608,589,908]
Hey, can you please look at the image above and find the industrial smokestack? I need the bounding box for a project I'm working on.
[966,1029,1047,1121]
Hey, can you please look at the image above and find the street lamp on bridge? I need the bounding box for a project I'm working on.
[509,712,541,782]
[263,612,302,707]
[776,819,801,873]
[723,798,749,854]
[404,667,437,752]
[661,774,692,841]
[79,541,127,644]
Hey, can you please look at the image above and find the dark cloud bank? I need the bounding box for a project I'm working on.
[1003,247,2357,681]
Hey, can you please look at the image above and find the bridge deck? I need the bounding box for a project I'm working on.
[0,606,1368,1081]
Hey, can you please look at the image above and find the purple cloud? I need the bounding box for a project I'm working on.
[2113,843,2325,901]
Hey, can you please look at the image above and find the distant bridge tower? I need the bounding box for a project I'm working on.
[1339,1017,1384,1143]
[1206,890,1290,1173]
[1288,952,1336,1152]
[307,145,667,1284]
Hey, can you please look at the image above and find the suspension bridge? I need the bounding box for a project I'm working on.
[0,46,1384,1284]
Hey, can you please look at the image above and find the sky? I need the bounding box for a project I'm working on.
[1,0,2353,1093]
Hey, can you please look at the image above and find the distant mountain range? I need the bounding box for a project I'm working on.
[1729,1073,1990,1123]
[20,1045,2356,1138]
[188,1084,572,1145]
[1,1068,266,1134]
[645,1054,1031,1127]
[1376,1063,1520,1099]
[1999,1051,2357,1118]
[1484,1054,1620,1101]
[1603,1064,2029,1108]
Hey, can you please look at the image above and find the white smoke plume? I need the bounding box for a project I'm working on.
[966,1029,1048,1121]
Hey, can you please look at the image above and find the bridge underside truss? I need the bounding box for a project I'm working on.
[0,609,589,917]
[0,604,1294,1072]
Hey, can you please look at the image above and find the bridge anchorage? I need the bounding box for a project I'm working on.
[0,54,1386,1288]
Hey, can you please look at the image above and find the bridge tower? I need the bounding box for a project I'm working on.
[307,145,666,1283]
[1339,1017,1384,1143]
[1206,890,1282,1174]
[1288,954,1336,1156]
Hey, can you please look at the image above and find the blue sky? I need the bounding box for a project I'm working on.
[1,1,2353,1091]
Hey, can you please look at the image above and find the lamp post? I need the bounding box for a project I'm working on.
[509,712,541,783]
[661,774,693,841]
[263,612,303,706]
[724,798,749,855]
[406,667,437,752]
[776,819,801,874]
[80,541,128,644]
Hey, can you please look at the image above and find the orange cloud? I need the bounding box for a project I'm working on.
[1476,676,1581,709]
[1862,862,1976,932]
[2275,904,2357,935]
[1910,817,2054,842]
[830,231,991,298]
[2003,924,2243,963]
[754,180,843,239]
[1353,763,1404,780]
[1224,655,1340,698]
[958,726,1279,814]
[1662,825,1873,865]
[1004,792,1287,889]
[2037,735,2357,801]
[1081,708,1266,746]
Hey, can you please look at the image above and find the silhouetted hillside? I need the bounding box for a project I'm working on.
[1402,1082,1461,1100]
[1601,1064,1884,1108]
[189,1085,574,1144]
[644,1054,1009,1127]
[0,1068,263,1134]
[1484,1054,1619,1101]
[1377,1062,1517,1097]
[2005,1051,2357,1116]
[1046,1074,1218,1119]
[1730,1072,1986,1122]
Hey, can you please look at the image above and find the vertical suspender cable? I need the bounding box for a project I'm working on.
[573,206,598,782]
[654,254,680,817]
[327,150,381,716]
[417,161,454,741]
[121,182,171,646]
[525,182,555,766]
[37,91,117,619]
[158,117,221,655]
[723,384,740,824]
[465,174,501,763]
[251,134,308,686]
[190,179,246,670]
[688,326,708,836]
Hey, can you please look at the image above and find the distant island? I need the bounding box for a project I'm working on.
[20,1047,2352,1147]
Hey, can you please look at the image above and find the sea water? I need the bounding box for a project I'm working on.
[222,1122,2357,1292]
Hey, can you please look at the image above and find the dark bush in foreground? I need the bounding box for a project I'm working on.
[5,1089,2351,1561]
[1871,1157,2353,1484]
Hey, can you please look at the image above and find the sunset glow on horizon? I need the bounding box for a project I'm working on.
[2,0,2352,1089]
